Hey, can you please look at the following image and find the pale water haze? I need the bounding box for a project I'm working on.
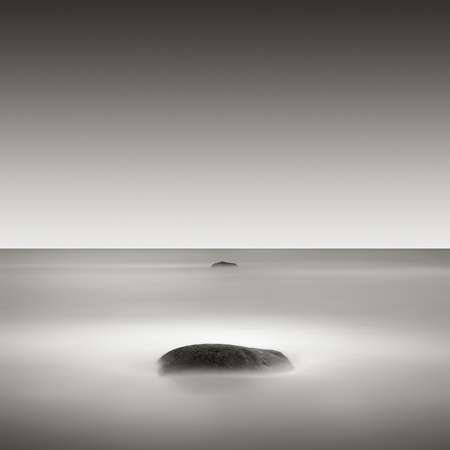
[1,250,449,450]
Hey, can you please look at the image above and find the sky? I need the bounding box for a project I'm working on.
[1,1,450,247]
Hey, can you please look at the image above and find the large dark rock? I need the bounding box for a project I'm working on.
[211,261,238,268]
[159,344,293,374]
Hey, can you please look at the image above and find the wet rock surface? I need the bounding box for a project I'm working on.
[211,261,238,268]
[159,344,293,374]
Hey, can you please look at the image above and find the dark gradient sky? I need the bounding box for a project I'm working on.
[1,2,450,247]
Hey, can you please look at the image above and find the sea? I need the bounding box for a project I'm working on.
[1,250,449,450]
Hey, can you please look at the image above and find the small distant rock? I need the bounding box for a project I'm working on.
[159,343,293,374]
[211,261,238,268]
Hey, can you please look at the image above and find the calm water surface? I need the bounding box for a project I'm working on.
[0,250,449,450]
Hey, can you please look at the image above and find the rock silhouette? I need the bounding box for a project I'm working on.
[159,344,293,374]
[211,261,238,268]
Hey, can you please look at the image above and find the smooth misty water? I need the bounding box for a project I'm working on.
[0,251,450,450]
